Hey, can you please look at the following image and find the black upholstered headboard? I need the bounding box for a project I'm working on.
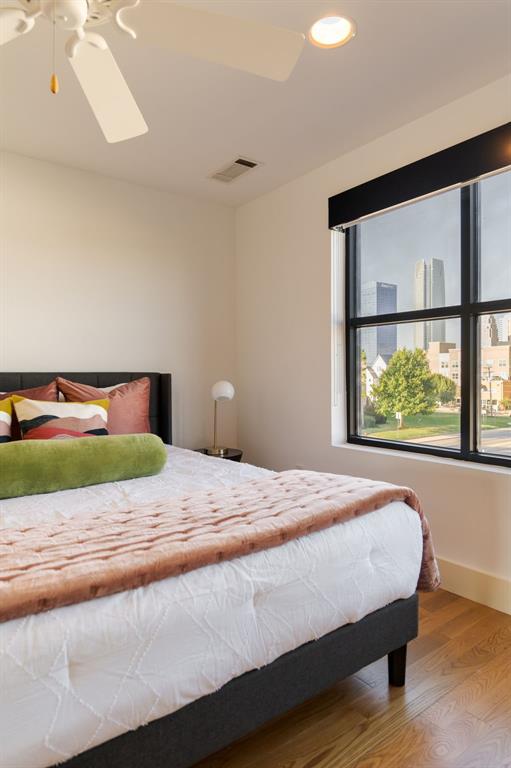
[0,372,172,444]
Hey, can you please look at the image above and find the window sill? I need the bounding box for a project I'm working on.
[333,440,511,476]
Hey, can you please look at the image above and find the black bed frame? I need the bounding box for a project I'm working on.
[1,372,419,768]
[63,597,417,768]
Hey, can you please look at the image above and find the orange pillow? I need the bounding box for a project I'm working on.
[57,377,151,435]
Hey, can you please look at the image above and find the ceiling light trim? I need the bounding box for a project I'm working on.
[308,16,356,49]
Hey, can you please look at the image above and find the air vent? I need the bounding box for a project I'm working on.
[210,157,260,183]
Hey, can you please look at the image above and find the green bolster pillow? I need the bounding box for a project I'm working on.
[0,434,167,499]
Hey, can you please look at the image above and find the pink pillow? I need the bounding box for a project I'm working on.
[57,377,151,435]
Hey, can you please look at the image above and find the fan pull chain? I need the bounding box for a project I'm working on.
[50,0,59,94]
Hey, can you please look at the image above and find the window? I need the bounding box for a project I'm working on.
[331,125,511,467]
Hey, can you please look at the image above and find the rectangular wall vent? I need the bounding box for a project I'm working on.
[210,157,260,183]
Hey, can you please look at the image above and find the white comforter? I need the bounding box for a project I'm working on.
[0,447,422,768]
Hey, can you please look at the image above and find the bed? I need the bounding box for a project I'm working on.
[0,372,423,768]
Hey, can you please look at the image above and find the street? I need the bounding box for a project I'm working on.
[415,427,511,456]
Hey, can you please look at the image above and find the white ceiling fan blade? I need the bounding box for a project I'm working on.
[0,7,33,47]
[122,1,305,82]
[68,40,148,143]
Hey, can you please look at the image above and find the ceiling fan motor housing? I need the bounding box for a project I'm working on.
[85,0,115,28]
[17,0,125,30]
[39,0,88,29]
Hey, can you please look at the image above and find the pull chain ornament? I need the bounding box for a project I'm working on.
[49,0,58,93]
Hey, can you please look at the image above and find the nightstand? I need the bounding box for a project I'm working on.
[195,448,243,462]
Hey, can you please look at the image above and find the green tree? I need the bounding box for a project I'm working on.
[360,349,367,397]
[431,373,457,405]
[372,348,436,428]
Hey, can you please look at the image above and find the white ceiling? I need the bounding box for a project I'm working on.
[1,0,510,206]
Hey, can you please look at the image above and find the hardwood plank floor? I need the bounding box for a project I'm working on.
[195,591,511,768]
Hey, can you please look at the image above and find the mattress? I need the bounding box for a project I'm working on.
[0,446,423,768]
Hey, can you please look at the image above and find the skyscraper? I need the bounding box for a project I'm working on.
[360,281,397,365]
[495,314,511,344]
[481,315,499,347]
[414,258,446,349]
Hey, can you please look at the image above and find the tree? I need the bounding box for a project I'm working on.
[363,398,387,427]
[431,373,457,405]
[372,348,436,428]
[360,349,367,399]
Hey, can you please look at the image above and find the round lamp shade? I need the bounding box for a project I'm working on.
[211,380,235,401]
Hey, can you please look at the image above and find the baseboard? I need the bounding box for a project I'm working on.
[437,557,511,615]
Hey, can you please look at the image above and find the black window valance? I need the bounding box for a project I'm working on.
[328,122,511,230]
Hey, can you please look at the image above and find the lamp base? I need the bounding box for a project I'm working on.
[204,446,229,457]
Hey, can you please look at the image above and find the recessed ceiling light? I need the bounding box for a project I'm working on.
[308,16,356,49]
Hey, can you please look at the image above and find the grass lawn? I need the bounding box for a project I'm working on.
[363,411,511,442]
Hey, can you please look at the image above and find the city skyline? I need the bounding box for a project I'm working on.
[359,260,452,365]
[357,170,509,352]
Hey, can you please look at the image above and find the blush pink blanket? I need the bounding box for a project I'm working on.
[0,470,439,622]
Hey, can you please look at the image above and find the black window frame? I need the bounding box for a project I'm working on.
[332,125,511,469]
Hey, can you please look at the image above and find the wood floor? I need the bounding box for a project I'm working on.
[196,590,511,768]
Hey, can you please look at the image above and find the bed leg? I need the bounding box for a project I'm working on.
[388,644,407,687]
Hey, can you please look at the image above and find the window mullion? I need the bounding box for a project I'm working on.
[459,186,478,458]
[471,184,481,456]
[351,305,462,328]
[345,227,358,438]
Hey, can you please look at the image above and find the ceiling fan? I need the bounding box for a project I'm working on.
[0,0,307,143]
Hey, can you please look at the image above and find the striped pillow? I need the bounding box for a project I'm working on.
[12,397,110,440]
[0,398,12,443]
[0,382,58,440]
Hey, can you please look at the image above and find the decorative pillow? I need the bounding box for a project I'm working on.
[57,377,151,435]
[12,397,110,440]
[0,381,58,440]
[0,434,167,499]
[57,383,127,401]
[0,398,13,443]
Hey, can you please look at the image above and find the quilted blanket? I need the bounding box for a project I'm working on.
[0,470,439,622]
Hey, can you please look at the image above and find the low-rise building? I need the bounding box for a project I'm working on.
[481,345,511,381]
[365,355,388,400]
[427,341,511,409]
[427,342,456,375]
[481,378,511,413]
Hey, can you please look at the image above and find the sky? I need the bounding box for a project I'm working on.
[357,168,510,350]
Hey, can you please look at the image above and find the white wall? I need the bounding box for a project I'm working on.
[0,152,237,449]
[235,76,511,601]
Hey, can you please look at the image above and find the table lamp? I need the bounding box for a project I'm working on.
[206,380,235,456]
